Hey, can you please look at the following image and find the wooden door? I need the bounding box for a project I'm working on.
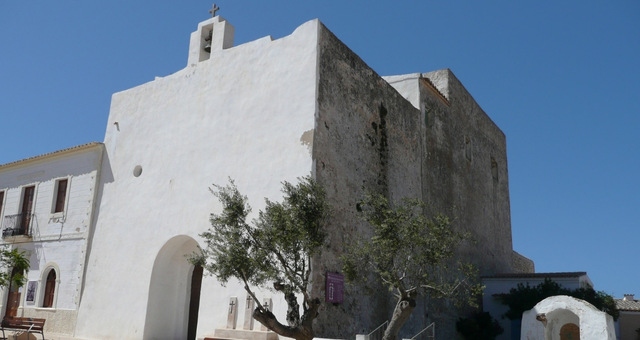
[187,265,203,340]
[43,270,56,308]
[5,268,22,317]
[19,186,35,234]
[560,323,580,340]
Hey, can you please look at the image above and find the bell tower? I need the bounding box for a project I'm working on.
[187,5,235,64]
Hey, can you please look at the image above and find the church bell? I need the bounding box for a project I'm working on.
[203,30,213,53]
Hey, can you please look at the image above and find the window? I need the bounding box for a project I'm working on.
[53,179,68,213]
[20,186,35,232]
[42,269,56,308]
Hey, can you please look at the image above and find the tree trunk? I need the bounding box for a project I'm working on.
[382,297,416,340]
[253,298,321,340]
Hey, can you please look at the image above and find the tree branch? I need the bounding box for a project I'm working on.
[419,277,468,297]
[238,270,265,311]
[274,282,301,326]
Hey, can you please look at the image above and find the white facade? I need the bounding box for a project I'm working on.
[74,16,320,340]
[0,142,104,336]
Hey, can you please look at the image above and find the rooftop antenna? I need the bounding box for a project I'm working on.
[209,3,220,17]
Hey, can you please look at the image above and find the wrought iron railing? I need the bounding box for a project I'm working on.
[2,213,34,238]
[407,322,435,340]
[367,321,388,340]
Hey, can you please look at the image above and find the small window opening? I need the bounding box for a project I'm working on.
[464,136,472,162]
[491,157,499,182]
[53,179,68,213]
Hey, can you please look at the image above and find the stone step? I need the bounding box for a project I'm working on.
[202,328,279,340]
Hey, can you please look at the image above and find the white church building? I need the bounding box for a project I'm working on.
[0,13,533,340]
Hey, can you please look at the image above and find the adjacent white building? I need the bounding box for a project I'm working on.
[615,294,640,340]
[0,142,104,336]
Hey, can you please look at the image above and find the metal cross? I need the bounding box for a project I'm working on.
[209,4,220,17]
[229,300,235,314]
[264,301,270,311]
[246,295,252,309]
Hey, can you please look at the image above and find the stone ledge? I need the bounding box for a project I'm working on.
[202,328,279,340]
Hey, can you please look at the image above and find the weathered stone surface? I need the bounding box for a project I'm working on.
[311,24,534,339]
[212,328,278,340]
[312,22,422,338]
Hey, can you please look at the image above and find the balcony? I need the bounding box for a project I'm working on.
[2,213,34,240]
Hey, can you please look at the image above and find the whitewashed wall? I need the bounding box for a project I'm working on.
[75,17,320,340]
[521,295,616,340]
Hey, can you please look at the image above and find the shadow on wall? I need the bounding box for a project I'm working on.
[78,147,113,307]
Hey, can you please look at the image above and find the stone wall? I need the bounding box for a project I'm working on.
[418,69,515,276]
[312,22,423,338]
[311,33,532,338]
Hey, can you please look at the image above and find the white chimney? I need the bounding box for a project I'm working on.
[623,294,635,301]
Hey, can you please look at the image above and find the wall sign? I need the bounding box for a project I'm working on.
[26,281,37,305]
[325,272,344,304]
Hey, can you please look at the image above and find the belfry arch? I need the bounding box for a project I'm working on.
[143,235,202,339]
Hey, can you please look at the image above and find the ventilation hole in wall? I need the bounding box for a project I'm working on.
[133,165,143,177]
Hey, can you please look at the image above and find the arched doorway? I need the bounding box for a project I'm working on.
[143,236,202,339]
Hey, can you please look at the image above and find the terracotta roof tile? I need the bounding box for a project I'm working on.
[0,142,103,169]
[420,77,450,106]
[616,299,640,312]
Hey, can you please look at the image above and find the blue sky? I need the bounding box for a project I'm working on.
[1,2,639,298]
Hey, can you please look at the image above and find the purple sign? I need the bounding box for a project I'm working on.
[325,272,344,304]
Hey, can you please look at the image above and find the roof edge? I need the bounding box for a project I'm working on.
[0,142,104,170]
[482,271,588,279]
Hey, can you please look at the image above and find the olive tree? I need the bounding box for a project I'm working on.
[192,176,328,340]
[0,248,29,288]
[343,193,482,340]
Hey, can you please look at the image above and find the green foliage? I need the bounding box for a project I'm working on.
[0,248,30,288]
[456,312,503,340]
[498,278,619,320]
[192,176,328,297]
[571,286,619,320]
[343,192,482,305]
